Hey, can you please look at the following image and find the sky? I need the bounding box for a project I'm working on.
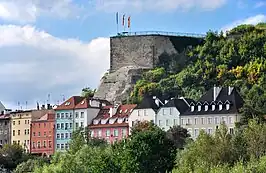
[0,0,265,110]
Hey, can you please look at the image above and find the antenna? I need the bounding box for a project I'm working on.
[25,101,27,110]
[47,94,51,104]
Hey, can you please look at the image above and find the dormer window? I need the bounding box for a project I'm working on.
[191,106,194,112]
[205,105,208,111]
[219,104,222,111]
[80,101,85,105]
[198,105,201,111]
[119,110,122,113]
[226,104,230,110]
[212,105,215,111]
[130,109,133,112]
[65,102,70,106]
[125,109,128,113]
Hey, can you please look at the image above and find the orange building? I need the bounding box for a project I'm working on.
[30,113,55,157]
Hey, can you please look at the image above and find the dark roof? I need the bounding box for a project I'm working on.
[183,86,244,115]
[163,98,190,114]
[135,97,162,110]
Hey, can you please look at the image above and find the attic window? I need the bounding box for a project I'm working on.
[212,105,215,111]
[130,109,133,112]
[219,104,223,111]
[198,105,201,112]
[119,110,122,113]
[205,105,208,111]
[80,101,85,105]
[226,104,230,110]
[65,102,70,106]
[191,106,194,112]
[125,109,128,113]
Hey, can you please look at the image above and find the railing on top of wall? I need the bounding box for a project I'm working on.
[116,31,206,38]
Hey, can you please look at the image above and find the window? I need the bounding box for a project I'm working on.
[144,110,147,116]
[27,140,29,145]
[166,119,170,126]
[90,130,94,137]
[56,113,60,119]
[70,133,72,138]
[212,105,215,111]
[4,121,7,125]
[114,129,119,137]
[138,110,141,116]
[4,130,7,134]
[75,123,79,129]
[208,128,213,134]
[24,129,27,135]
[49,141,52,148]
[65,143,69,149]
[61,133,64,139]
[198,105,201,111]
[13,130,15,136]
[219,104,222,111]
[69,112,73,118]
[69,123,73,129]
[81,112,84,118]
[61,123,64,129]
[43,141,46,148]
[65,123,69,129]
[208,118,212,124]
[65,133,69,139]
[18,121,20,125]
[38,123,41,128]
[170,108,173,115]
[229,117,233,124]
[163,109,166,115]
[37,141,40,148]
[25,120,27,124]
[61,113,64,119]
[32,142,35,149]
[229,128,234,134]
[194,129,199,137]
[174,119,178,125]
[27,129,29,135]
[65,113,69,119]
[38,132,41,136]
[61,144,64,149]
[201,118,205,124]
[98,130,102,137]
[33,132,36,136]
[57,123,60,129]
[215,117,219,124]
[122,129,127,137]
[75,112,79,118]
[18,130,20,135]
[28,120,30,124]
[56,133,60,139]
[13,121,15,125]
[191,106,194,112]
[221,117,226,124]
[56,144,60,149]
[80,122,84,128]
[105,130,110,137]
[159,120,163,126]
[181,119,184,125]
[226,104,230,110]
[44,132,46,136]
[194,118,198,125]
[205,105,208,111]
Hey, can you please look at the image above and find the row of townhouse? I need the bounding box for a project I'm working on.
[0,86,244,157]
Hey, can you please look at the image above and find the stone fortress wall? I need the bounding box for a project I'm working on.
[94,32,204,102]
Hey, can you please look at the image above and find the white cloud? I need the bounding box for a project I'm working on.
[254,1,266,8]
[221,14,266,32]
[0,25,110,109]
[0,0,79,23]
[94,0,228,12]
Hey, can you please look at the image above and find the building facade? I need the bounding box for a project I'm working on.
[156,98,192,131]
[30,113,55,157]
[0,113,11,146]
[89,104,136,144]
[128,97,162,134]
[10,107,54,152]
[55,96,109,152]
[181,86,244,139]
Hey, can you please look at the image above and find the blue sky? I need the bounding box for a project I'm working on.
[0,0,265,109]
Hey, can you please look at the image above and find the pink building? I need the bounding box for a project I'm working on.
[88,104,136,144]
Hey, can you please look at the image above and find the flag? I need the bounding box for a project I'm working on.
[122,14,125,26]
[128,16,131,28]
[116,12,118,25]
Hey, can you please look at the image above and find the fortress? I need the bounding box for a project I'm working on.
[94,31,205,103]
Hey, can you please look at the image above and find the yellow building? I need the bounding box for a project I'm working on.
[11,108,54,152]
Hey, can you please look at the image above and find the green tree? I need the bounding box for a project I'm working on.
[166,125,191,149]
[81,87,96,98]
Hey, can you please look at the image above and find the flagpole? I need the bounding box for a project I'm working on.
[116,12,119,34]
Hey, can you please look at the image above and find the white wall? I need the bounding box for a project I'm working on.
[128,108,156,134]
[74,108,100,130]
[156,107,180,131]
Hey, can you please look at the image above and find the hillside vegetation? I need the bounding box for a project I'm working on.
[130,23,266,123]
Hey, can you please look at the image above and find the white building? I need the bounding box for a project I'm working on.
[128,97,162,134]
[156,97,192,131]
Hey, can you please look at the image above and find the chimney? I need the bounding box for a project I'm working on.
[213,86,221,101]
[228,86,234,95]
[47,104,51,110]
[37,102,40,110]
[41,105,45,110]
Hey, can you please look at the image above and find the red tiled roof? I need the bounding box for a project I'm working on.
[33,113,55,122]
[112,104,137,118]
[55,96,84,110]
[94,105,113,119]
[0,114,10,119]
[74,98,111,109]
